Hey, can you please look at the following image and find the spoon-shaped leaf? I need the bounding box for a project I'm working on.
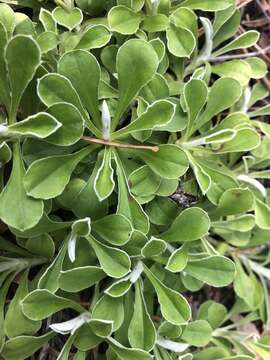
[10,213,72,239]
[185,255,235,287]
[8,112,61,139]
[166,24,196,58]
[108,337,152,360]
[108,5,141,35]
[22,289,84,321]
[87,235,131,278]
[115,151,149,234]
[38,240,68,293]
[136,144,189,179]
[166,244,189,273]
[112,100,175,139]
[193,77,242,131]
[0,144,43,231]
[52,6,83,31]
[1,332,55,360]
[58,50,101,128]
[129,165,161,197]
[92,214,132,246]
[59,266,106,292]
[92,295,124,331]
[141,238,167,258]
[161,207,210,243]
[5,35,41,119]
[75,25,111,50]
[181,0,234,11]
[216,128,260,153]
[183,79,208,137]
[255,198,270,230]
[46,103,84,146]
[181,320,212,347]
[24,146,95,199]
[4,271,41,338]
[212,215,255,232]
[71,159,108,220]
[214,188,254,216]
[128,280,156,351]
[0,22,10,109]
[0,4,15,37]
[113,39,159,129]
[143,265,191,325]
[213,30,260,57]
[94,147,115,201]
[37,73,88,122]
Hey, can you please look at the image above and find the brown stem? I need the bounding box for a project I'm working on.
[81,136,159,152]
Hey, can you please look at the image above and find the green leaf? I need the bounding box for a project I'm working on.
[113,39,159,129]
[5,35,41,118]
[142,14,169,32]
[129,165,161,197]
[94,147,115,201]
[0,144,43,231]
[8,112,61,139]
[39,8,56,32]
[87,234,131,278]
[166,24,196,58]
[212,215,255,232]
[143,265,191,325]
[181,320,212,347]
[170,7,198,37]
[92,295,124,331]
[161,207,210,243]
[128,280,156,351]
[246,57,268,79]
[181,0,234,11]
[213,30,260,57]
[183,79,208,137]
[146,197,179,226]
[59,266,106,292]
[75,25,111,50]
[115,152,149,233]
[108,337,152,360]
[52,6,83,30]
[255,198,270,230]
[166,244,189,273]
[216,128,260,153]
[194,77,242,131]
[0,3,15,37]
[214,188,254,216]
[0,22,10,108]
[234,259,263,310]
[58,49,101,127]
[24,146,94,199]
[1,332,55,360]
[136,144,189,179]
[22,290,84,321]
[38,240,68,293]
[71,159,108,220]
[45,102,84,146]
[112,100,175,139]
[108,5,141,34]
[92,214,132,246]
[185,255,235,287]
[142,238,167,258]
[212,60,252,86]
[37,73,88,123]
[4,271,41,338]
[37,31,59,54]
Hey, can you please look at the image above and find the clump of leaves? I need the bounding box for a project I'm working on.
[0,0,270,359]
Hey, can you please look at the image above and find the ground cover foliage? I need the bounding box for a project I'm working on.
[0,0,270,359]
